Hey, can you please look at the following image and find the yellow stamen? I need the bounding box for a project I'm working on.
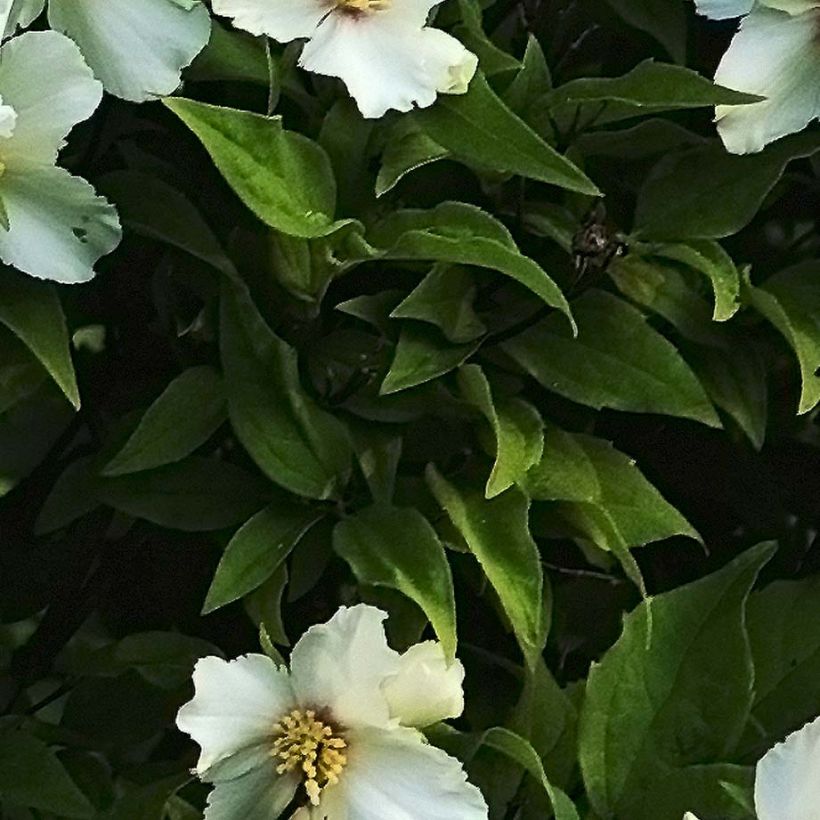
[271,709,348,806]
[334,0,390,12]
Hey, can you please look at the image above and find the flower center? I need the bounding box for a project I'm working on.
[334,0,390,14]
[272,709,348,806]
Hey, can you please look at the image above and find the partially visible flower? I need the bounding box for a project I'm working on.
[0,30,120,283]
[211,0,478,119]
[684,713,820,820]
[177,604,488,819]
[694,0,820,153]
[0,0,211,102]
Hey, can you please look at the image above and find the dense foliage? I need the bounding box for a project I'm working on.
[1,1,819,818]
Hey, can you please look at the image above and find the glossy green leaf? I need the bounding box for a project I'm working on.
[526,425,699,549]
[204,503,320,613]
[102,367,226,476]
[743,262,820,414]
[163,98,349,238]
[375,124,448,197]
[426,467,547,667]
[220,282,352,498]
[334,503,457,659]
[414,72,599,195]
[97,457,268,531]
[0,267,79,408]
[547,60,761,124]
[502,289,720,427]
[391,265,486,344]
[369,202,574,329]
[458,364,544,498]
[381,323,479,395]
[579,543,775,820]
[651,240,741,322]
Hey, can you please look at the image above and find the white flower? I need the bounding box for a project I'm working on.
[0,0,211,102]
[683,713,820,820]
[0,30,120,283]
[211,0,479,119]
[694,0,820,153]
[176,604,488,819]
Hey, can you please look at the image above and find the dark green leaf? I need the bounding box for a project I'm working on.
[163,99,350,238]
[427,467,548,667]
[102,366,226,476]
[220,282,352,498]
[414,72,599,195]
[0,729,93,818]
[334,504,457,659]
[97,457,268,531]
[458,364,544,498]
[502,289,720,427]
[579,543,775,820]
[0,267,79,408]
[204,502,320,613]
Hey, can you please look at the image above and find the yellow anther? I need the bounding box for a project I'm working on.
[334,0,390,12]
[271,709,348,806]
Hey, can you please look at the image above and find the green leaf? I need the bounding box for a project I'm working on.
[743,262,820,414]
[525,425,699,549]
[188,20,270,84]
[0,329,47,414]
[650,240,741,322]
[102,367,226,476]
[414,72,599,195]
[502,289,720,427]
[334,504,457,659]
[0,384,74,498]
[381,323,479,395]
[481,727,580,820]
[454,0,520,76]
[578,543,775,820]
[602,0,687,63]
[98,171,235,276]
[547,60,761,125]
[391,265,486,344]
[458,364,544,498]
[375,124,448,197]
[0,267,79,408]
[97,457,268,531]
[245,564,291,646]
[426,467,547,668]
[220,282,352,499]
[369,202,575,330]
[203,503,321,613]
[502,35,552,126]
[740,576,820,755]
[163,98,350,238]
[350,427,402,504]
[35,456,101,535]
[0,729,93,818]
[635,131,820,239]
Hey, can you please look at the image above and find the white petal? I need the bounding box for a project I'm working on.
[692,0,753,19]
[322,726,488,819]
[211,0,327,41]
[381,0,444,28]
[176,653,296,777]
[682,814,702,820]
[754,715,820,820]
[714,7,820,154]
[299,14,477,119]
[381,641,465,728]
[47,0,212,102]
[0,101,16,138]
[203,758,299,820]
[761,0,820,13]
[289,604,399,729]
[0,164,120,284]
[0,0,45,38]
[0,30,101,164]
